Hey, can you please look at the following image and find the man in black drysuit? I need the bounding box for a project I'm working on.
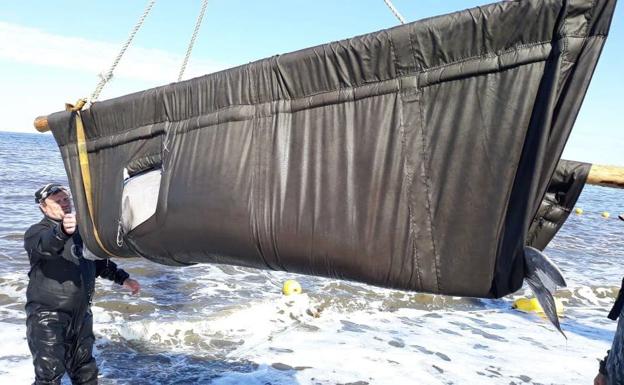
[24,183,141,385]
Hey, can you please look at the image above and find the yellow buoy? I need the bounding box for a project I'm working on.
[282,279,302,295]
[574,207,583,214]
[512,297,564,316]
[602,211,610,218]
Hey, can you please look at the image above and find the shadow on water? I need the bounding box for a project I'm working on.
[143,268,196,309]
[94,336,303,385]
[95,260,205,315]
[505,306,616,343]
[561,317,616,343]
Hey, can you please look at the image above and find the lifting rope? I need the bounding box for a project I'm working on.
[178,0,209,81]
[382,0,406,24]
[88,0,157,104]
[87,0,401,103]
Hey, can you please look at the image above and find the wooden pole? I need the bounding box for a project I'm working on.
[33,100,86,133]
[587,164,624,189]
[33,115,50,132]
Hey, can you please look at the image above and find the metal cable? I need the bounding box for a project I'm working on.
[89,0,157,103]
[383,0,406,24]
[177,0,209,82]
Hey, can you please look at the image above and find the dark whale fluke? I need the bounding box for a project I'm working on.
[523,246,567,337]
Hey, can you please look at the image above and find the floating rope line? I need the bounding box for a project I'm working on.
[89,0,157,103]
[383,0,406,24]
[178,0,209,81]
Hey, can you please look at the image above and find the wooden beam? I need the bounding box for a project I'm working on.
[587,164,624,189]
[33,115,50,132]
[34,100,87,133]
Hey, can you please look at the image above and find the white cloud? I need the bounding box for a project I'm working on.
[0,21,231,133]
[0,21,228,83]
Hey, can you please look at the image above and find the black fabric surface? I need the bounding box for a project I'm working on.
[527,159,592,250]
[47,0,616,298]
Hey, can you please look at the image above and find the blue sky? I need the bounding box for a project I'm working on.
[0,0,622,165]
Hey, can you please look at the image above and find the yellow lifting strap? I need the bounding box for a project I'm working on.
[69,100,123,258]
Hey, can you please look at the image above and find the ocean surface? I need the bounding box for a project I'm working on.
[0,130,622,385]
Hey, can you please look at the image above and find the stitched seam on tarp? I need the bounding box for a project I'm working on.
[407,23,419,76]
[400,91,422,290]
[418,94,441,292]
[417,40,551,74]
[251,103,272,270]
[587,0,598,37]
[387,29,399,78]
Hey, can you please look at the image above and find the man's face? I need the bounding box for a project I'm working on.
[40,191,72,220]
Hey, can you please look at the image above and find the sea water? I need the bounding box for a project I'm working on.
[0,131,622,384]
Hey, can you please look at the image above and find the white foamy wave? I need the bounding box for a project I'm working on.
[214,305,612,384]
[0,323,35,384]
[94,294,319,354]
